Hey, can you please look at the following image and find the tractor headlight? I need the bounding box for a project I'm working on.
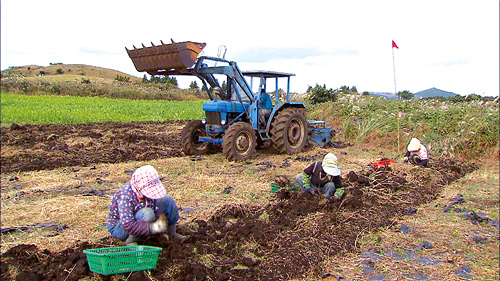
[201,118,207,124]
[221,119,226,125]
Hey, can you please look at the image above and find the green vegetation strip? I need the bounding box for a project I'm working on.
[1,93,205,124]
[307,97,499,159]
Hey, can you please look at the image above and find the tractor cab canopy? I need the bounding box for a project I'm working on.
[242,71,295,103]
[242,71,295,78]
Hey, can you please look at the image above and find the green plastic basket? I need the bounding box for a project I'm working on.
[83,246,162,275]
[270,182,298,193]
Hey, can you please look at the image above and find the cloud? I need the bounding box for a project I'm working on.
[79,47,122,56]
[1,0,497,96]
[431,58,470,67]
[232,47,358,63]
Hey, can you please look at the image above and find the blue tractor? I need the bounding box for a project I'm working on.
[126,40,334,161]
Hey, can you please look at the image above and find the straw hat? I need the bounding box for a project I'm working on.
[322,153,341,176]
[407,138,421,152]
[130,165,166,199]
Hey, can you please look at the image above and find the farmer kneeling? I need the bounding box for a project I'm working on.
[107,165,187,245]
[404,138,429,167]
[295,153,344,202]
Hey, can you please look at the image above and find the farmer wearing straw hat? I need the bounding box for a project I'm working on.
[107,165,187,245]
[404,138,429,167]
[295,153,344,202]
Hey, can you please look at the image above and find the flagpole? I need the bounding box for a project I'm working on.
[393,40,401,155]
[392,45,398,100]
[397,112,400,153]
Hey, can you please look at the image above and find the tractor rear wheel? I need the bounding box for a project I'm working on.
[181,120,212,155]
[222,122,257,161]
[270,108,308,154]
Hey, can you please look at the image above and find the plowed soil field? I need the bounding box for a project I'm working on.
[1,121,187,174]
[1,121,495,281]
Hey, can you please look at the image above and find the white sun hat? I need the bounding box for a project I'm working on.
[322,153,341,176]
[407,138,421,152]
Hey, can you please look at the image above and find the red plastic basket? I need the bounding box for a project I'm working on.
[371,159,395,168]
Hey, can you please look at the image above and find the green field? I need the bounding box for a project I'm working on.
[0,93,205,125]
[2,90,498,160]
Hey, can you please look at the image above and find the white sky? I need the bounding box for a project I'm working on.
[1,0,499,96]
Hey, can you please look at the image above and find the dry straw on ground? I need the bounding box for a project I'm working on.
[1,144,498,280]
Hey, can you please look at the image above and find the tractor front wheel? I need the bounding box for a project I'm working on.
[222,122,257,161]
[270,108,308,154]
[181,120,212,155]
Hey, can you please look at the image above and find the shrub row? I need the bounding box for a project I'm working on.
[0,77,203,101]
[308,94,499,160]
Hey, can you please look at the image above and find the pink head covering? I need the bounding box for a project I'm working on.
[130,165,166,199]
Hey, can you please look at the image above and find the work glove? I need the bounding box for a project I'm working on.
[149,213,167,234]
[305,186,315,195]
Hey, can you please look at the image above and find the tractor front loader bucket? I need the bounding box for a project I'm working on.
[126,40,206,75]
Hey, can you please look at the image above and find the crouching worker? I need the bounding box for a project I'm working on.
[404,138,429,167]
[107,165,187,245]
[295,153,344,202]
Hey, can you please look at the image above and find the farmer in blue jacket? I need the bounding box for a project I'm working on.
[107,165,186,245]
[258,89,273,129]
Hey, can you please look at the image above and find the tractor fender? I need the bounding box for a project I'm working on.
[268,102,306,126]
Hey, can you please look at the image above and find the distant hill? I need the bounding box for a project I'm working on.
[414,87,457,99]
[369,88,457,99]
[369,92,398,100]
[1,64,141,82]
[0,64,202,101]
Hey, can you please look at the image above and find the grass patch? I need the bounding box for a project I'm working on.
[1,93,205,124]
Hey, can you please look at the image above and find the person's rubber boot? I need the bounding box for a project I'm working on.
[328,195,340,204]
[167,224,187,242]
[125,235,139,246]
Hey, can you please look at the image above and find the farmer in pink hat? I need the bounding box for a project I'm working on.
[404,138,429,167]
[107,165,186,245]
[295,153,344,202]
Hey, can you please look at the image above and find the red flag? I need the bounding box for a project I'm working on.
[392,40,399,49]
